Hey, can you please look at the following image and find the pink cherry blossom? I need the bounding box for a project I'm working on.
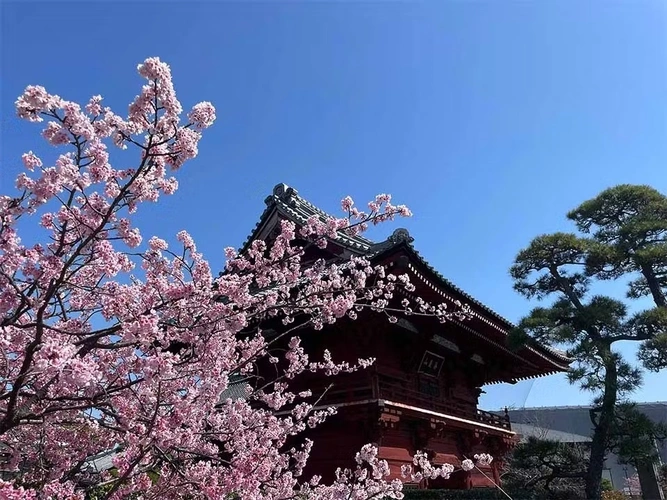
[187,101,216,130]
[461,459,475,471]
[85,95,103,116]
[0,56,486,499]
[21,151,43,171]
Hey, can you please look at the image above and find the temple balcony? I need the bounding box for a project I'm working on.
[315,371,511,432]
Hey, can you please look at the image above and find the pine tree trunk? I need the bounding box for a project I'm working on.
[640,264,667,308]
[585,351,618,500]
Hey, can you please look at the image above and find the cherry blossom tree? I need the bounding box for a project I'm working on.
[0,57,486,499]
[623,474,642,497]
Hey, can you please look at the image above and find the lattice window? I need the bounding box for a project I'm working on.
[418,377,440,398]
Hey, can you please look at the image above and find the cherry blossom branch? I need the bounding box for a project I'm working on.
[0,57,485,499]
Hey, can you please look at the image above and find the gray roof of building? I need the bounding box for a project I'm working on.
[84,448,118,473]
[219,377,252,402]
[506,401,667,412]
[511,422,592,443]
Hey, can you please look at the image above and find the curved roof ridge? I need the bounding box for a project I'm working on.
[237,183,571,366]
[373,240,572,364]
[240,183,375,253]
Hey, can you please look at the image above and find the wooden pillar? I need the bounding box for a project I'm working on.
[371,366,379,399]
[491,461,501,486]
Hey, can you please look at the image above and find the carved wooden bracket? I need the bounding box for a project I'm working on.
[361,407,396,443]
[429,419,447,439]
[472,429,488,446]
[378,409,401,435]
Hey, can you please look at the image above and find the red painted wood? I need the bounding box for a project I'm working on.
[242,206,568,492]
[254,249,561,491]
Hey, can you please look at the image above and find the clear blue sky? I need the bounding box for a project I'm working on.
[2,1,666,410]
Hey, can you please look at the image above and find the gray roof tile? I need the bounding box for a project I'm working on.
[237,183,572,367]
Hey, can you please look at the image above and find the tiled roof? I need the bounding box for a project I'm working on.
[506,401,667,412]
[238,183,572,367]
[242,184,517,325]
[84,448,118,473]
[241,183,374,254]
[218,375,252,402]
[375,242,571,364]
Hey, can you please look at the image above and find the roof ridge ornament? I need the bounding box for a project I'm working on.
[274,183,297,199]
[388,228,414,244]
[265,183,299,206]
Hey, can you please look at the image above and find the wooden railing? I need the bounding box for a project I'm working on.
[317,374,511,431]
[376,377,510,430]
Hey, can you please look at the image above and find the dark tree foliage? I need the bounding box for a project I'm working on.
[502,437,588,499]
[501,408,665,500]
[608,403,667,467]
[509,185,667,500]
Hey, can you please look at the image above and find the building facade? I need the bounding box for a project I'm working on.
[242,184,572,490]
[505,403,667,493]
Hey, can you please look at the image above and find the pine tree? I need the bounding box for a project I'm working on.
[509,184,667,499]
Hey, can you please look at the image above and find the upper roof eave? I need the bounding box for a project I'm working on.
[368,241,573,368]
[239,183,374,254]
[236,183,572,370]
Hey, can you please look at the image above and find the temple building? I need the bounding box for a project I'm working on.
[240,183,571,490]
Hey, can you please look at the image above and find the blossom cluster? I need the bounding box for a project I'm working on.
[623,474,642,496]
[473,453,494,467]
[398,451,493,485]
[0,57,480,499]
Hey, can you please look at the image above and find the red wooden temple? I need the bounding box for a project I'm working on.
[241,184,571,490]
